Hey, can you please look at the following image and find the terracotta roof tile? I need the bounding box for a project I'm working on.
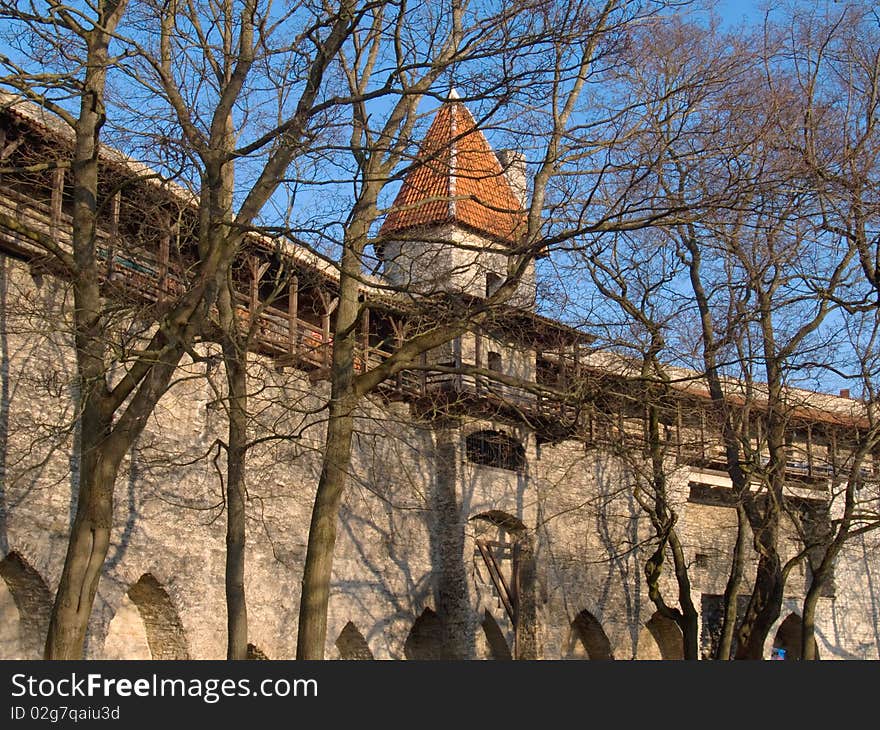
[379,98,525,244]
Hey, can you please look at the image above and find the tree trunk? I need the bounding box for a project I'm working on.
[222,331,249,660]
[716,502,747,659]
[734,522,782,659]
[45,431,120,658]
[643,396,699,659]
[296,249,361,659]
[667,530,699,660]
[800,577,822,661]
[44,6,128,658]
[801,540,843,661]
[295,392,356,659]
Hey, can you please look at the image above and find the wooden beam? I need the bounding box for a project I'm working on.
[288,275,298,356]
[699,407,706,461]
[0,131,25,160]
[454,336,463,391]
[474,328,482,394]
[319,289,333,367]
[249,255,260,313]
[158,216,171,302]
[360,304,370,358]
[50,167,64,244]
[807,424,814,477]
[476,540,516,626]
[107,190,120,280]
[755,417,763,466]
[675,400,682,461]
[395,325,403,392]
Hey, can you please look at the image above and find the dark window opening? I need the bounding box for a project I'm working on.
[694,553,709,569]
[687,482,737,507]
[487,351,502,372]
[700,594,750,660]
[466,430,525,472]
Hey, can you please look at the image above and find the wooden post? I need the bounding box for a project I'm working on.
[288,275,299,357]
[830,429,838,473]
[807,423,814,477]
[474,328,482,394]
[318,290,336,368]
[50,167,64,244]
[699,407,706,462]
[395,325,404,393]
[419,351,427,394]
[107,190,120,279]
[675,400,682,461]
[512,540,521,660]
[249,255,260,313]
[755,417,763,466]
[360,304,370,372]
[454,336,463,391]
[322,308,331,368]
[158,220,170,302]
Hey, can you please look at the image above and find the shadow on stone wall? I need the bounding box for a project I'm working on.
[0,550,52,659]
[0,256,9,554]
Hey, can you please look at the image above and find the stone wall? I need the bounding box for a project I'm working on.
[381,225,537,309]
[1,253,878,660]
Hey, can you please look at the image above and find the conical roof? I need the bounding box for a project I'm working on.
[379,94,525,244]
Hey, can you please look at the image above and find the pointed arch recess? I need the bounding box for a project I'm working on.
[0,552,52,659]
[566,610,614,660]
[335,621,373,660]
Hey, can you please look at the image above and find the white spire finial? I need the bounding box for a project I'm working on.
[447,87,460,100]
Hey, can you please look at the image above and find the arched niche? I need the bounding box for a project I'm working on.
[470,510,527,537]
[335,621,373,660]
[0,552,52,659]
[404,607,452,660]
[565,610,614,660]
[247,643,270,660]
[772,613,819,660]
[104,574,189,660]
[636,612,684,660]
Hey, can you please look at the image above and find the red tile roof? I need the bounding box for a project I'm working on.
[379,97,525,245]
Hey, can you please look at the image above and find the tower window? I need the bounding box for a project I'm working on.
[487,351,502,372]
[466,430,525,472]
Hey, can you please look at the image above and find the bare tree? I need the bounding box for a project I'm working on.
[0,0,362,658]
[785,1,880,657]
[293,0,709,659]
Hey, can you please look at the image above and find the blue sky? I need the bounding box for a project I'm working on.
[715,0,765,24]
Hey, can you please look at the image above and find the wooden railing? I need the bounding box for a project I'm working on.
[10,180,867,468]
[0,183,189,301]
[235,297,331,370]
